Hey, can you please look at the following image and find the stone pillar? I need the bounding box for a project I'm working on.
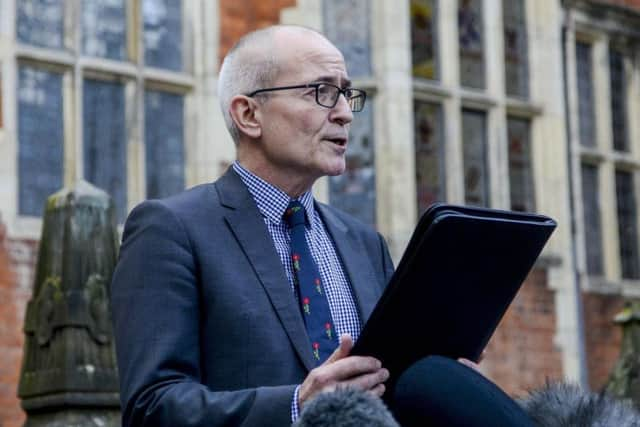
[18,181,120,426]
[606,301,640,405]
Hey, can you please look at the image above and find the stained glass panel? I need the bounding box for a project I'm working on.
[18,66,64,216]
[323,0,372,78]
[576,42,596,147]
[411,0,438,80]
[503,0,529,98]
[615,170,640,279]
[83,79,127,222]
[414,101,444,214]
[462,109,488,206]
[329,102,376,227]
[609,49,628,152]
[507,117,534,212]
[459,0,485,89]
[143,0,183,71]
[82,0,127,60]
[17,0,64,49]
[145,90,185,199]
[581,163,603,276]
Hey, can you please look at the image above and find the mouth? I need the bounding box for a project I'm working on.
[324,136,347,147]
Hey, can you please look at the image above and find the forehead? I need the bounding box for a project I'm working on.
[274,30,349,84]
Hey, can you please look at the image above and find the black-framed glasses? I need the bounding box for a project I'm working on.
[247,83,367,112]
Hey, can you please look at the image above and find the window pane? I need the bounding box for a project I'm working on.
[459,0,485,89]
[576,42,596,147]
[18,66,64,216]
[609,49,628,152]
[329,102,376,227]
[143,0,182,71]
[462,109,488,206]
[414,101,444,214]
[17,0,64,49]
[145,90,185,199]
[411,0,438,80]
[82,0,127,60]
[503,0,529,98]
[615,170,640,279]
[83,79,126,222]
[581,163,603,276]
[507,117,534,212]
[323,0,372,78]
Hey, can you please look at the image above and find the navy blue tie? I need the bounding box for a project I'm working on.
[284,200,338,364]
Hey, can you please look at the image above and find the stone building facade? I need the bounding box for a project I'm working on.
[1,0,640,425]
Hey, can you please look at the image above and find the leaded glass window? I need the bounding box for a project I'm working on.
[411,0,438,80]
[576,41,596,148]
[459,0,485,89]
[143,0,183,71]
[615,170,640,279]
[329,103,376,227]
[581,163,603,276]
[609,49,628,152]
[82,0,127,60]
[503,0,529,98]
[18,66,64,216]
[462,109,488,206]
[323,0,371,78]
[145,90,185,199]
[83,79,127,222]
[507,117,534,212]
[414,101,444,214]
[16,0,64,49]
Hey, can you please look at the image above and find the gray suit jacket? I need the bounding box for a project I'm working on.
[110,168,395,426]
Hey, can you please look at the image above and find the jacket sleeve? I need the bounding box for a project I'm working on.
[110,200,295,427]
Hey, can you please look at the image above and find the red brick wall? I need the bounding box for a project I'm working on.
[219,0,297,63]
[483,268,564,397]
[0,219,38,427]
[582,292,625,391]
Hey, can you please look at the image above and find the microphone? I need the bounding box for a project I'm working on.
[294,387,399,427]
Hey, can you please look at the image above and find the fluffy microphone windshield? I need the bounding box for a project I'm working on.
[293,388,400,427]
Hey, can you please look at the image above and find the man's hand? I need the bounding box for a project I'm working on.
[298,334,389,409]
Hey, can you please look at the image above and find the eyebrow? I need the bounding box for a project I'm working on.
[313,75,352,88]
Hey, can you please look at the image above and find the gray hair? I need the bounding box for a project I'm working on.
[217,25,327,143]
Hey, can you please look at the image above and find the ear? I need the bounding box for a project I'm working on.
[229,95,262,140]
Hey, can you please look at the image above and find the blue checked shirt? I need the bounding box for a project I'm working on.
[232,162,361,421]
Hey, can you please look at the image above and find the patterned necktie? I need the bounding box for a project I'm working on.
[284,200,338,364]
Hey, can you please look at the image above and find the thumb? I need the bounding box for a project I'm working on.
[323,334,353,365]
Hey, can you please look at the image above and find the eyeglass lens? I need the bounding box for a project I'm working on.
[316,84,364,112]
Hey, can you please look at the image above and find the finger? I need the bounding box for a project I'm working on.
[323,334,353,365]
[369,383,386,397]
[321,355,382,381]
[343,367,389,391]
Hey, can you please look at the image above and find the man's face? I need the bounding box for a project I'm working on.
[254,32,354,190]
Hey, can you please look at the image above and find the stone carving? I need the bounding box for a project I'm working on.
[606,300,640,405]
[18,181,120,426]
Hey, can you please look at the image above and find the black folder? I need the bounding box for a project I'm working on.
[351,203,556,389]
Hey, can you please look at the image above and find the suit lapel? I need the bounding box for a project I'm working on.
[216,169,316,371]
[316,204,381,325]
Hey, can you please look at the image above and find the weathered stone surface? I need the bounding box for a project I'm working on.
[606,300,640,405]
[18,181,120,425]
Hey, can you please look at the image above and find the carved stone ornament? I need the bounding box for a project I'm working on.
[606,300,640,406]
[18,181,121,426]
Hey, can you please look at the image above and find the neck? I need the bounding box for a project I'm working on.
[236,159,315,198]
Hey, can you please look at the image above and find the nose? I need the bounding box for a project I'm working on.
[329,92,353,125]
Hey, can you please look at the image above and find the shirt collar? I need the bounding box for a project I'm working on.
[232,161,315,225]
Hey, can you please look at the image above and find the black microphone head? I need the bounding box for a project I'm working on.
[294,387,400,427]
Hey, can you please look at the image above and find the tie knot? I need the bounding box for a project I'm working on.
[284,200,306,228]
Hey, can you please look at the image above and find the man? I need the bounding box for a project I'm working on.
[111,25,533,427]
[111,25,392,426]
